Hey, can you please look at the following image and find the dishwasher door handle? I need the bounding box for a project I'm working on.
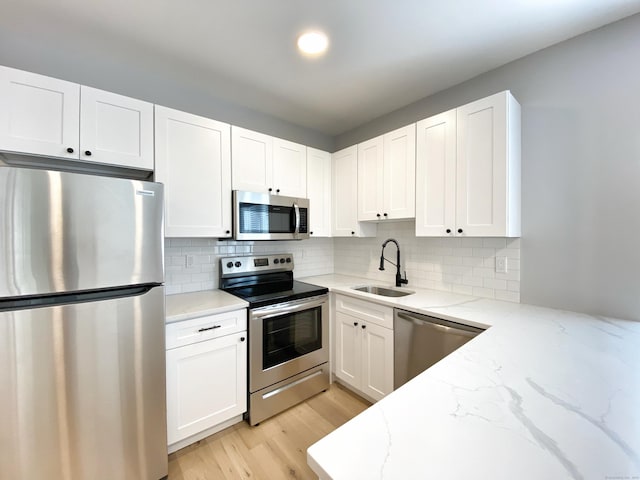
[396,310,482,338]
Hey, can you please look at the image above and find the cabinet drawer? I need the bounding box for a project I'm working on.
[334,294,393,329]
[166,309,247,349]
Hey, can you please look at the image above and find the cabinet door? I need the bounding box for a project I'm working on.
[332,146,359,237]
[273,138,307,197]
[231,126,273,193]
[357,136,384,221]
[306,147,332,237]
[456,92,508,236]
[383,124,416,220]
[334,311,361,389]
[0,66,80,159]
[416,110,457,236]
[79,86,154,170]
[360,322,394,402]
[155,106,232,237]
[166,332,247,446]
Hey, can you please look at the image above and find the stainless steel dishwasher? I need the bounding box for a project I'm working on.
[394,309,485,389]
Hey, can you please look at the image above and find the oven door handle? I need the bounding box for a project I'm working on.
[251,297,326,320]
[293,202,300,235]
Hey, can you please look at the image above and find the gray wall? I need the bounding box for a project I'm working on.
[0,24,334,151]
[336,14,640,321]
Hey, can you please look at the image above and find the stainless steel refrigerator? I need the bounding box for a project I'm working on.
[0,167,168,480]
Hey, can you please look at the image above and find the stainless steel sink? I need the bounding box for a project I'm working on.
[352,286,415,297]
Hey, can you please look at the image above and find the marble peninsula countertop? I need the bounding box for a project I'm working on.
[165,289,248,323]
[300,274,640,480]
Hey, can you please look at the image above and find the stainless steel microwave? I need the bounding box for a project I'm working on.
[233,190,310,240]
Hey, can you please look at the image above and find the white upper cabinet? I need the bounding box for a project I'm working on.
[273,137,307,197]
[357,136,384,221]
[332,146,376,237]
[456,92,520,236]
[79,86,154,170]
[0,66,80,159]
[416,91,521,237]
[416,109,457,236]
[231,126,273,193]
[155,106,232,238]
[0,66,154,171]
[306,147,332,237]
[383,125,416,220]
[231,126,306,197]
[357,124,416,221]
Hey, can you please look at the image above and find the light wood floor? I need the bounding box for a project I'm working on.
[168,383,370,480]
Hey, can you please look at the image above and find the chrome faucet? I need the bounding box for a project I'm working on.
[379,238,408,287]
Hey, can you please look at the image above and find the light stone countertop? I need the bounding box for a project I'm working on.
[299,274,640,480]
[165,290,248,323]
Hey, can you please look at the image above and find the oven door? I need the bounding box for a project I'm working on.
[249,295,328,393]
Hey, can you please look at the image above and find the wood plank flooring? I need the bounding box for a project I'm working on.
[168,383,370,480]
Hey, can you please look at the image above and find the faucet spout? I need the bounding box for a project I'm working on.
[379,238,408,287]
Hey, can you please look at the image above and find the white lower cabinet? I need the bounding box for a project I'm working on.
[334,295,393,402]
[165,309,247,453]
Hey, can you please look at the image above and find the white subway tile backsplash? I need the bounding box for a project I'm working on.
[165,237,334,292]
[165,221,521,303]
[462,276,484,287]
[472,267,495,279]
[495,290,520,302]
[472,286,495,298]
[452,285,474,296]
[460,238,484,247]
[472,248,496,258]
[483,278,507,290]
[507,281,521,292]
[482,238,507,248]
[333,221,520,303]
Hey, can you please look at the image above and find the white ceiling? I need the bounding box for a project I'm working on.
[4,0,640,135]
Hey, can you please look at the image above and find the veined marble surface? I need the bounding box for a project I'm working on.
[302,274,640,480]
[165,290,247,323]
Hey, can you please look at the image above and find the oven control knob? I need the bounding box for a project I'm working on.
[274,258,279,264]
[280,258,285,263]
[234,261,242,268]
[226,262,233,268]
[285,258,291,263]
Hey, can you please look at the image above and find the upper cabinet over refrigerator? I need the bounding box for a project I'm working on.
[0,65,154,172]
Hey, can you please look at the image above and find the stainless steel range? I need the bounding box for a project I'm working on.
[220,254,329,425]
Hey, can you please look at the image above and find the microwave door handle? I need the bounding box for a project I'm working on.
[293,202,300,235]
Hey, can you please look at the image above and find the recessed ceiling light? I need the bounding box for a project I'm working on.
[297,31,329,56]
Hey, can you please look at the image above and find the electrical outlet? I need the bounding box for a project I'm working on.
[495,256,508,273]
[185,254,195,268]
